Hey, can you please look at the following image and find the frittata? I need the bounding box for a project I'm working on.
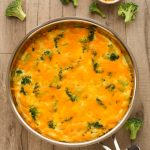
[11,23,133,142]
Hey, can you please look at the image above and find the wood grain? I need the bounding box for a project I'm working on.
[0,0,150,149]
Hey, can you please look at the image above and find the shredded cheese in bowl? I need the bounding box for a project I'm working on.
[11,22,134,143]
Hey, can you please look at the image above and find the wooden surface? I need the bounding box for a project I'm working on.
[0,0,150,149]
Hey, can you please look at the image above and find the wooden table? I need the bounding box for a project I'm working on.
[0,0,150,149]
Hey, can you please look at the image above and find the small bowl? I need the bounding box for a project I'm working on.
[99,0,120,4]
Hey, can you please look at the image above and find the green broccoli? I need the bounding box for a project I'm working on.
[5,0,26,21]
[54,34,64,48]
[79,38,89,53]
[20,87,26,95]
[125,118,143,140]
[33,82,40,96]
[106,84,115,91]
[16,69,23,75]
[44,50,53,57]
[92,59,103,74]
[65,88,78,102]
[40,50,53,60]
[118,2,138,23]
[58,67,63,81]
[96,98,106,108]
[60,0,70,5]
[87,26,96,42]
[89,2,106,19]
[88,121,103,129]
[48,120,56,129]
[29,106,38,121]
[109,53,119,61]
[71,0,78,7]
[21,76,31,85]
[60,0,78,7]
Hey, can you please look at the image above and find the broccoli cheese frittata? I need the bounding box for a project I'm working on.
[11,24,133,142]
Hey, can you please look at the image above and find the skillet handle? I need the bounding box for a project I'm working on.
[101,143,112,150]
[112,135,121,150]
[100,135,120,150]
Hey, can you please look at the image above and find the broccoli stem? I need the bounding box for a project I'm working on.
[71,0,78,7]
[130,130,137,140]
[125,13,132,23]
[17,8,26,21]
[96,9,106,18]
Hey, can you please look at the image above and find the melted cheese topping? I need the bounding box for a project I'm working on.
[11,24,133,142]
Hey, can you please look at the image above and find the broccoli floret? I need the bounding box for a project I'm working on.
[92,50,97,57]
[71,0,78,7]
[44,50,53,58]
[65,88,78,102]
[21,76,31,85]
[33,82,40,96]
[29,106,38,121]
[87,26,96,42]
[58,67,63,81]
[92,59,103,74]
[54,33,64,53]
[60,0,78,7]
[40,50,53,60]
[48,120,56,129]
[106,84,115,91]
[16,69,23,75]
[125,118,143,140]
[20,87,26,95]
[80,37,88,43]
[5,0,26,21]
[109,53,119,61]
[96,98,106,108]
[118,2,138,23]
[80,37,89,53]
[60,0,70,5]
[79,26,96,53]
[54,33,64,48]
[89,2,106,19]
[88,121,103,129]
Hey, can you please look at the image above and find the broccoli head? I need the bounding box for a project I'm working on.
[89,2,106,19]
[60,0,70,5]
[29,106,38,121]
[5,0,26,21]
[118,2,138,23]
[71,0,78,7]
[60,0,78,7]
[125,118,143,140]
